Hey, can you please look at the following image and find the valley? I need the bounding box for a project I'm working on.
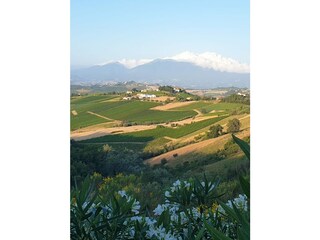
[71,86,250,201]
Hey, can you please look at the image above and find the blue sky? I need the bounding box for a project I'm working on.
[71,0,249,66]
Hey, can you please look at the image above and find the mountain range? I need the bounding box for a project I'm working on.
[71,52,250,89]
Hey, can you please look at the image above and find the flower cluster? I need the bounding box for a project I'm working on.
[71,179,249,240]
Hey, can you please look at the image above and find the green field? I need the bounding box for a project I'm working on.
[71,95,198,130]
[71,95,119,130]
[71,95,116,104]
[91,101,196,123]
[82,116,227,143]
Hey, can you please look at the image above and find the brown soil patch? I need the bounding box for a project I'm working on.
[71,125,157,141]
[151,101,196,111]
[151,96,176,102]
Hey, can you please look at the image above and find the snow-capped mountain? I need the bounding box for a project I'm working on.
[71,52,250,89]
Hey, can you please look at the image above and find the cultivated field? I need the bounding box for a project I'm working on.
[71,95,197,130]
[71,92,250,179]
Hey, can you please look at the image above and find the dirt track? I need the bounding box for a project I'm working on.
[87,111,114,121]
[71,124,158,141]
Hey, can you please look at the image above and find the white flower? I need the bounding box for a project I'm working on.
[132,200,141,214]
[232,194,248,211]
[131,216,142,222]
[165,191,171,197]
[184,181,191,189]
[170,212,179,222]
[173,180,181,187]
[209,184,215,191]
[118,190,127,198]
[146,226,158,238]
[180,212,188,224]
[129,227,135,237]
[191,207,201,219]
[145,217,157,226]
[153,204,165,216]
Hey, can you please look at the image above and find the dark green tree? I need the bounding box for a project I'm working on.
[227,118,241,133]
[207,124,223,138]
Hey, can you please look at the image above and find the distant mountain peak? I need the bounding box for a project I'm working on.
[96,51,249,73]
[71,51,250,88]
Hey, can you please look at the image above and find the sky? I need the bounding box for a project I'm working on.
[71,0,249,67]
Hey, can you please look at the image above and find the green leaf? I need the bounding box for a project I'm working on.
[239,176,250,199]
[204,218,233,240]
[232,134,250,160]
[195,227,205,240]
[218,201,240,222]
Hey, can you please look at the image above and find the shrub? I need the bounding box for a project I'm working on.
[207,124,224,138]
[227,118,241,133]
[71,174,249,240]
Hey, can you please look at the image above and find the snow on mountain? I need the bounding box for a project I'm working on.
[165,51,249,73]
[97,51,249,73]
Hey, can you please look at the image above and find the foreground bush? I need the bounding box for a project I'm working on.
[71,177,249,239]
[71,135,250,239]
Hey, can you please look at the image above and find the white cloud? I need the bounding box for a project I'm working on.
[96,59,153,68]
[164,51,250,73]
[97,51,250,73]
[117,59,153,68]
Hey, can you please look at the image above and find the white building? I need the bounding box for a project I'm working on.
[137,94,156,99]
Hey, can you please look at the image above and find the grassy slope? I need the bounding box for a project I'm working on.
[145,128,250,166]
[82,116,227,143]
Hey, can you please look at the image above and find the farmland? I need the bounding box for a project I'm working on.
[71,95,197,130]
[71,89,250,208]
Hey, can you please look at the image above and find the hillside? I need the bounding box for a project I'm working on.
[71,90,250,211]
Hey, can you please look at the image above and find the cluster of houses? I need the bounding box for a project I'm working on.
[122,86,184,101]
[122,94,157,100]
[123,90,157,100]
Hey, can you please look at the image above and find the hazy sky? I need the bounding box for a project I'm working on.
[71,0,249,66]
